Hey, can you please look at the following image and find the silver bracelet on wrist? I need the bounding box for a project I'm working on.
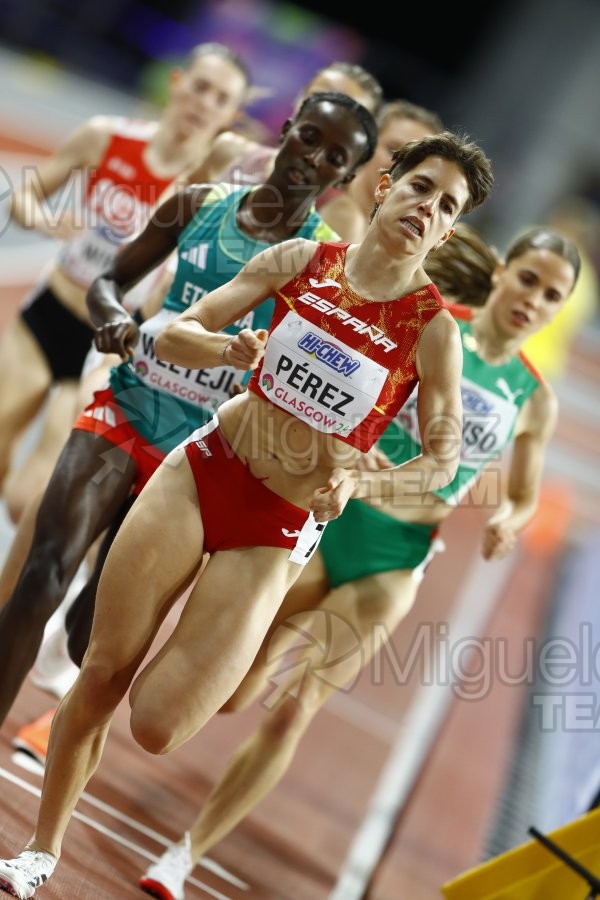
[220,336,234,361]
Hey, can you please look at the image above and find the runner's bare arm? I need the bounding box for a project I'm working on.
[182,131,255,184]
[155,238,317,369]
[10,115,112,237]
[482,379,558,559]
[363,309,462,497]
[87,184,211,360]
[311,310,464,518]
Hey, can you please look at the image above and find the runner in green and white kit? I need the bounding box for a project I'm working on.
[320,299,543,586]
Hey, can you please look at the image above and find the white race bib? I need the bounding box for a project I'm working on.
[132,308,236,411]
[56,229,119,287]
[397,376,517,470]
[259,312,388,437]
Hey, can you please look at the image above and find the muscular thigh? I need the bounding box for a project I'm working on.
[129,544,302,741]
[221,550,329,709]
[328,568,417,645]
[29,381,81,452]
[264,549,329,643]
[87,447,206,665]
[12,381,80,475]
[252,568,419,705]
[31,429,139,570]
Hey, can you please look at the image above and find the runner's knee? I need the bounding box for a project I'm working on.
[76,655,130,712]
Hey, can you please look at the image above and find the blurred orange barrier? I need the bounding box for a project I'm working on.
[521,478,574,557]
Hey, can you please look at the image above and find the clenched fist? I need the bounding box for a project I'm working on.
[482,520,517,560]
[94,315,139,361]
[224,328,268,370]
[310,467,358,523]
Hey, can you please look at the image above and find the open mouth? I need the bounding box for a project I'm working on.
[287,167,308,185]
[401,218,422,236]
[511,309,530,326]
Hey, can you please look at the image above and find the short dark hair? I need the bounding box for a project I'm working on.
[294,91,379,167]
[386,130,494,214]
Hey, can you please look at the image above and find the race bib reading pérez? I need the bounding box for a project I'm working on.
[259,312,388,437]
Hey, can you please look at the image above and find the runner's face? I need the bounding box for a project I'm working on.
[487,249,575,338]
[168,54,247,139]
[376,156,469,255]
[274,100,368,193]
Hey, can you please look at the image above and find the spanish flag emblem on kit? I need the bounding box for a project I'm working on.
[442,807,600,899]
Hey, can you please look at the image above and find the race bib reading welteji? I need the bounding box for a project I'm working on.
[132,307,237,412]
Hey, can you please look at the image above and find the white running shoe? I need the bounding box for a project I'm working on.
[30,626,79,700]
[0,849,57,898]
[30,563,88,700]
[139,832,192,900]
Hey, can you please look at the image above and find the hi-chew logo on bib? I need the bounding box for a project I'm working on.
[395,377,518,468]
[458,379,516,464]
[260,312,388,436]
[297,332,361,376]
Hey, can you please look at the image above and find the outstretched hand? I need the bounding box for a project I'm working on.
[225,328,268,370]
[310,467,358,524]
[94,315,139,361]
[481,520,517,560]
